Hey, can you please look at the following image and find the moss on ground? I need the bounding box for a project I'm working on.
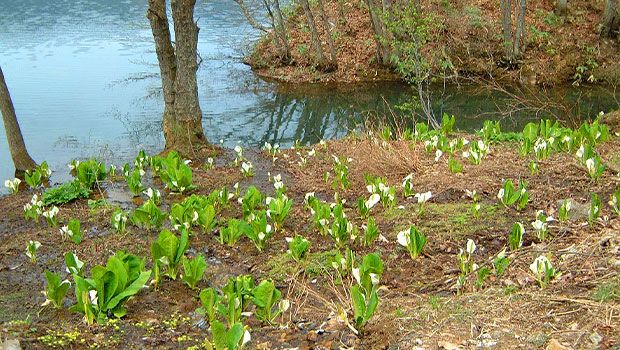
[381,202,512,240]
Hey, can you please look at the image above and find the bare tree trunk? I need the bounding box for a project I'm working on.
[316,0,338,71]
[147,0,206,156]
[513,0,527,58]
[601,0,620,38]
[555,0,567,16]
[337,0,347,26]
[500,0,514,62]
[237,0,291,64]
[272,0,292,63]
[299,0,326,69]
[365,0,391,65]
[0,66,37,175]
[237,0,271,33]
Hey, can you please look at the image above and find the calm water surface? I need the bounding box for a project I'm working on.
[0,0,618,187]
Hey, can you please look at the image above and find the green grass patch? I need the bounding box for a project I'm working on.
[0,291,28,322]
[261,249,341,282]
[42,180,91,206]
[592,278,620,302]
[382,202,511,240]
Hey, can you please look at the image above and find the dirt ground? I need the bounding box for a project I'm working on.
[248,0,620,86]
[0,130,619,349]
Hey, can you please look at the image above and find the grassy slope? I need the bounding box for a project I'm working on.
[0,128,619,348]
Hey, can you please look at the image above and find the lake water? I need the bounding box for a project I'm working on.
[0,0,618,188]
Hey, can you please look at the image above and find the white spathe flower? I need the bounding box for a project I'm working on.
[402,174,413,187]
[274,181,284,190]
[466,239,476,254]
[242,330,251,346]
[304,192,315,202]
[585,158,595,174]
[352,267,361,286]
[366,184,376,194]
[396,230,409,247]
[414,191,432,203]
[462,151,470,158]
[234,145,243,155]
[534,138,547,152]
[378,182,388,194]
[279,299,290,312]
[89,290,98,305]
[497,188,505,200]
[496,248,507,259]
[308,149,316,157]
[465,189,477,199]
[365,193,381,209]
[258,232,265,241]
[532,219,545,231]
[241,162,252,173]
[576,145,585,159]
[60,226,71,238]
[5,178,21,192]
[43,206,59,219]
[369,273,380,285]
[434,149,443,162]
[529,255,551,276]
[28,240,41,250]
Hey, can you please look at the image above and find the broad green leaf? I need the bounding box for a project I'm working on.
[226,323,245,350]
[106,269,151,310]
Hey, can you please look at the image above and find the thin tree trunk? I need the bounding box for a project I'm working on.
[299,0,326,69]
[147,0,206,156]
[513,0,527,58]
[555,0,567,16]
[500,0,514,62]
[272,0,292,63]
[236,0,271,33]
[0,66,36,174]
[365,0,391,65]
[601,0,620,38]
[337,0,347,26]
[316,0,338,71]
